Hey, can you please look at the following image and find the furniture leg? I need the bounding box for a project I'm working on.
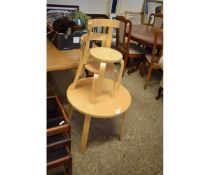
[127,58,141,75]
[112,69,118,97]
[155,87,163,100]
[117,60,124,89]
[122,54,129,76]
[119,112,126,141]
[97,63,106,94]
[90,74,99,103]
[71,62,84,90]
[139,56,147,77]
[80,115,91,154]
[144,66,153,89]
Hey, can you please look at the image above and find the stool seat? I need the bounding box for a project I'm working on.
[90,47,123,63]
[67,77,131,118]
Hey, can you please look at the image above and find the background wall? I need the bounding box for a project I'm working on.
[117,0,144,15]
[47,0,110,14]
[148,1,163,14]
[47,0,146,15]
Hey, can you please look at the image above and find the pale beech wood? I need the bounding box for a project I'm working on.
[119,112,126,141]
[71,58,85,90]
[72,19,121,90]
[90,74,99,104]
[67,78,131,118]
[105,27,113,47]
[89,47,123,63]
[97,63,107,95]
[79,115,91,154]
[117,59,125,89]
[47,39,80,71]
[88,19,120,29]
[112,69,118,97]
[85,60,115,74]
[82,33,107,42]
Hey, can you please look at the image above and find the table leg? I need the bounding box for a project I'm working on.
[119,112,126,141]
[80,115,91,154]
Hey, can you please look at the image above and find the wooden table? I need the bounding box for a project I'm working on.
[47,39,81,72]
[130,24,163,46]
[67,78,131,154]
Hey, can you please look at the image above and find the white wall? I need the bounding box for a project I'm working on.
[148,1,163,14]
[47,0,110,14]
[47,0,146,15]
[117,0,144,15]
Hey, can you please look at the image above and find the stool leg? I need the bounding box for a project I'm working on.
[90,74,99,103]
[80,115,91,154]
[119,112,126,142]
[117,60,124,89]
[98,63,106,95]
[112,69,118,97]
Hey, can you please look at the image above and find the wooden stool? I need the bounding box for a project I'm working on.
[88,47,124,102]
[67,78,131,154]
[71,19,121,90]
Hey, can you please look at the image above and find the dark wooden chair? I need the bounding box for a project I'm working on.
[115,15,149,76]
[143,29,163,89]
[146,13,163,29]
[155,56,163,99]
[47,95,72,175]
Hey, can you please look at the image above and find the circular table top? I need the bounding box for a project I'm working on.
[67,78,131,118]
[89,47,123,63]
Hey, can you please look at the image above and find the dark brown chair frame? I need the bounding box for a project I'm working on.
[146,13,163,29]
[116,16,146,76]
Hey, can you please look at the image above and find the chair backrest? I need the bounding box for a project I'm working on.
[148,13,163,28]
[81,19,120,64]
[150,28,163,64]
[116,16,132,54]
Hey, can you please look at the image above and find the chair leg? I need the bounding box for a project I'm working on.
[144,66,153,89]
[122,55,129,77]
[155,87,163,100]
[139,57,147,77]
[127,58,140,75]
[71,63,84,90]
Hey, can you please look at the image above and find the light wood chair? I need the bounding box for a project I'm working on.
[143,29,163,89]
[146,13,163,29]
[71,19,122,90]
[115,15,149,76]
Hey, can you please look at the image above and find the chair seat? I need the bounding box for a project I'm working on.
[85,59,115,74]
[158,56,163,70]
[145,54,160,64]
[129,43,149,55]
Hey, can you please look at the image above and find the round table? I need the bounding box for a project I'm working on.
[67,78,131,154]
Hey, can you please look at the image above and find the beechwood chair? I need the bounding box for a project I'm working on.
[71,19,123,90]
